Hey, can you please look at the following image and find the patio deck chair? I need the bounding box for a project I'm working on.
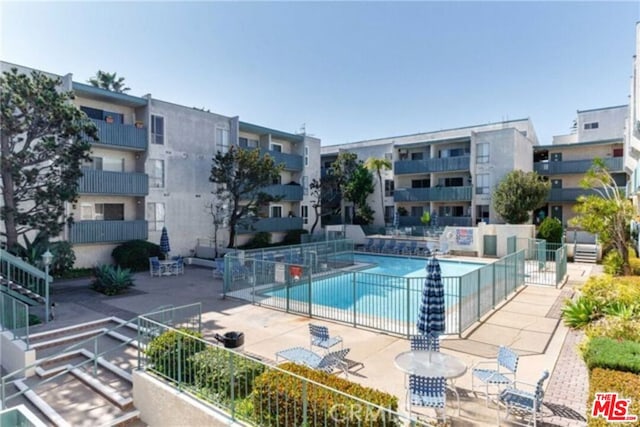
[410,333,440,352]
[363,239,376,252]
[149,257,161,277]
[171,256,184,275]
[498,370,549,427]
[407,375,449,423]
[472,345,519,406]
[276,346,350,376]
[371,239,385,253]
[403,241,418,255]
[382,240,397,254]
[309,323,343,353]
[393,241,407,254]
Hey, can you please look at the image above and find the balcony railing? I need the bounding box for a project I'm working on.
[261,149,303,171]
[394,156,470,175]
[236,217,303,234]
[79,169,148,196]
[261,185,303,201]
[69,220,148,244]
[398,215,472,227]
[534,157,623,175]
[394,186,472,202]
[90,118,147,151]
[547,187,625,202]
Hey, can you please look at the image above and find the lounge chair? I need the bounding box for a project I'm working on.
[363,239,376,252]
[472,346,519,406]
[382,240,397,254]
[403,241,418,255]
[309,323,343,352]
[370,239,385,253]
[149,257,162,277]
[393,241,407,254]
[499,370,550,427]
[276,347,350,376]
[407,375,450,423]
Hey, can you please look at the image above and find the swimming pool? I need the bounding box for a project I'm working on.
[265,254,485,324]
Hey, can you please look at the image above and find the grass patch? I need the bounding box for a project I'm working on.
[583,337,640,374]
[587,368,640,426]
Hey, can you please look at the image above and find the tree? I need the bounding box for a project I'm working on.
[570,159,635,275]
[493,170,550,224]
[343,163,375,224]
[209,146,283,248]
[330,152,359,224]
[88,70,130,93]
[364,157,392,225]
[308,177,339,234]
[1,68,97,250]
[205,199,229,258]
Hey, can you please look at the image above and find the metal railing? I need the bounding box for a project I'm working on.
[512,238,568,287]
[78,169,149,196]
[68,220,148,244]
[260,149,303,171]
[90,118,147,150]
[394,156,470,175]
[235,217,304,234]
[0,249,51,306]
[534,157,623,175]
[394,186,473,202]
[137,319,411,426]
[0,292,30,348]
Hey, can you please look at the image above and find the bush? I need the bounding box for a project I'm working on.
[190,347,265,401]
[585,316,640,342]
[112,240,162,271]
[587,368,640,427]
[242,232,271,249]
[282,229,308,245]
[146,329,206,384]
[603,251,624,276]
[50,241,76,276]
[91,264,135,296]
[536,217,563,243]
[581,275,640,309]
[582,337,640,374]
[252,362,399,426]
[562,296,600,329]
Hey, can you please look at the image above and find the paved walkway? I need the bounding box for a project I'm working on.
[21,261,597,426]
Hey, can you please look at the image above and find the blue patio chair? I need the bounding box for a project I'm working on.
[410,333,440,352]
[393,241,407,254]
[149,257,161,277]
[276,347,351,376]
[363,239,376,252]
[371,239,385,253]
[472,346,519,406]
[213,258,225,278]
[309,323,343,353]
[403,241,418,255]
[171,256,184,275]
[407,375,450,423]
[498,370,549,427]
[382,240,397,253]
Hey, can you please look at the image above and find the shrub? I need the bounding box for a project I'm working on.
[190,347,265,401]
[536,217,563,243]
[28,314,41,326]
[91,264,135,296]
[582,337,640,374]
[112,240,162,271]
[562,296,600,328]
[243,232,271,249]
[587,368,640,427]
[282,229,309,246]
[585,316,640,342]
[581,275,640,309]
[49,241,76,276]
[603,251,623,276]
[252,362,399,426]
[146,329,205,384]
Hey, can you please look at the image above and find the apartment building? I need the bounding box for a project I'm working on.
[1,61,320,267]
[321,119,538,227]
[625,22,640,211]
[535,105,628,227]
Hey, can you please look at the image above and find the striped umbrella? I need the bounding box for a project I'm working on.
[393,209,399,229]
[160,226,171,257]
[417,256,445,338]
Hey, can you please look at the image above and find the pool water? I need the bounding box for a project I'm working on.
[350,253,483,277]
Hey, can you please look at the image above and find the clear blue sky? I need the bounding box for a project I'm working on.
[1,2,638,146]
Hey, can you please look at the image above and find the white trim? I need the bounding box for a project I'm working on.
[150,114,166,145]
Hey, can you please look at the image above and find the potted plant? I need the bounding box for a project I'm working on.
[105,115,114,124]
[135,120,144,128]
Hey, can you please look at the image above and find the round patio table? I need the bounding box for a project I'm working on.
[394,350,467,379]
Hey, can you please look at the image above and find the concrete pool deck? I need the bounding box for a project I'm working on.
[25,260,595,426]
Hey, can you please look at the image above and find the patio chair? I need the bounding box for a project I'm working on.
[171,256,184,275]
[382,240,397,253]
[403,241,418,255]
[363,239,376,252]
[276,346,351,376]
[393,241,407,254]
[213,258,225,278]
[406,375,449,423]
[309,323,343,353]
[498,370,549,427]
[410,333,440,352]
[472,345,519,406]
[149,257,162,277]
[371,239,385,253]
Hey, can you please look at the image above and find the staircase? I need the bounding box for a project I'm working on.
[573,244,598,263]
[1,317,145,426]
[0,248,51,307]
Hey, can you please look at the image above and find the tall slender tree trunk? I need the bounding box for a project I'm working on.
[377,171,384,225]
[1,134,18,249]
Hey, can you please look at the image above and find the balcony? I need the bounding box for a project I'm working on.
[394,186,472,202]
[236,217,303,234]
[261,149,303,171]
[547,187,625,202]
[394,156,470,175]
[79,169,148,196]
[398,215,472,227]
[69,220,148,244]
[534,157,623,175]
[90,118,147,151]
[261,185,303,201]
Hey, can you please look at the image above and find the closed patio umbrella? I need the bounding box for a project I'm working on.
[160,226,171,258]
[417,256,445,358]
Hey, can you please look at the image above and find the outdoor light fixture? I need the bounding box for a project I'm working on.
[42,250,53,323]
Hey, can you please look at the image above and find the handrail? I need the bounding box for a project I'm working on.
[0,249,52,281]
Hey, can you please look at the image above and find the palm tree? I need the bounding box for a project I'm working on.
[88,71,130,93]
[365,157,392,225]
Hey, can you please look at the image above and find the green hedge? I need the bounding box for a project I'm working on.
[587,368,640,426]
[252,362,399,427]
[583,337,640,374]
[112,240,162,271]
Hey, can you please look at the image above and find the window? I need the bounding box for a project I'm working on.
[384,152,392,161]
[584,122,599,130]
[270,143,283,153]
[411,179,430,188]
[272,175,282,185]
[151,115,164,145]
[147,202,165,231]
[80,203,93,220]
[301,205,308,225]
[302,175,308,195]
[476,173,490,194]
[411,206,424,217]
[304,146,309,166]
[411,152,423,160]
[438,177,464,187]
[476,143,489,163]
[439,206,463,217]
[216,127,230,154]
[384,179,394,197]
[613,148,623,158]
[270,205,282,218]
[384,205,395,223]
[80,203,124,220]
[476,205,490,223]
[149,159,165,188]
[239,137,259,148]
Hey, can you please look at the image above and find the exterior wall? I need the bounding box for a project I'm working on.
[301,136,321,231]
[84,147,139,173]
[73,243,118,267]
[577,106,628,142]
[75,95,138,125]
[0,331,36,377]
[626,23,640,211]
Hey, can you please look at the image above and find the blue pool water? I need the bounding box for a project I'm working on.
[265,254,485,321]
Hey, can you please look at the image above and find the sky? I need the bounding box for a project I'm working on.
[1,2,639,146]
